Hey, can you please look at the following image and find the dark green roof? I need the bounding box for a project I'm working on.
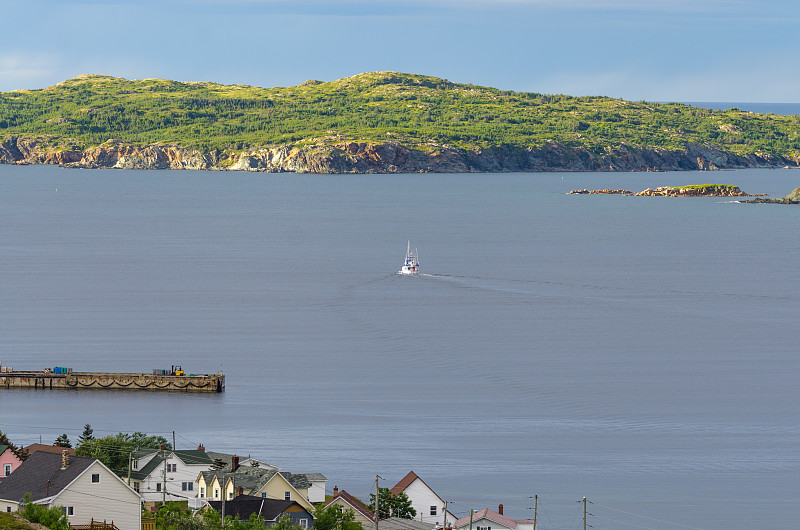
[129,455,164,481]
[174,450,213,465]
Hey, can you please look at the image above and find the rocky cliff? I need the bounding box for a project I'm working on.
[2,135,799,173]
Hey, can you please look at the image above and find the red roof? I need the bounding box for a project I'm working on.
[324,490,375,522]
[389,470,420,496]
[23,443,76,456]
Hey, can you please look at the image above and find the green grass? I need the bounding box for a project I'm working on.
[0,512,40,530]
[2,71,800,159]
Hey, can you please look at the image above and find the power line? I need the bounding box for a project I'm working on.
[591,502,706,530]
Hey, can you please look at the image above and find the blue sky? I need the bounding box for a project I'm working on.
[2,0,799,101]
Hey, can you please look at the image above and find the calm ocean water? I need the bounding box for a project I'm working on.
[1,165,799,529]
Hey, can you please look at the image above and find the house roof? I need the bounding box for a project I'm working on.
[379,518,437,530]
[205,452,279,471]
[303,473,327,482]
[389,471,420,496]
[129,455,165,481]
[453,509,533,530]
[324,490,374,521]
[390,470,446,507]
[173,450,213,466]
[207,495,311,522]
[22,444,75,457]
[0,452,95,503]
[130,449,213,481]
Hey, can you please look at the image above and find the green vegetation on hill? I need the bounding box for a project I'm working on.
[1,72,799,157]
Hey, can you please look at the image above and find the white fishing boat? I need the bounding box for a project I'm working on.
[399,241,420,275]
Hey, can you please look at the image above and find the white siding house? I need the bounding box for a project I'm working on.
[130,447,213,503]
[0,452,141,530]
[389,471,455,527]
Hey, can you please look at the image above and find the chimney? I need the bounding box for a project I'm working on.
[159,444,165,450]
[231,455,239,472]
[237,486,244,497]
[197,444,205,452]
[498,504,503,516]
[46,480,51,496]
[54,441,60,447]
[61,450,69,469]
[333,486,339,496]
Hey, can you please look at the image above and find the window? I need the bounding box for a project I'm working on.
[299,519,308,528]
[261,493,267,498]
[200,487,205,497]
[7,507,12,513]
[430,506,437,516]
[228,491,234,500]
[156,483,162,492]
[3,464,11,477]
[284,491,291,501]
[91,474,100,483]
[181,482,194,491]
[132,459,138,470]
[215,489,219,499]
[64,507,74,516]
[133,482,140,493]
[167,464,177,473]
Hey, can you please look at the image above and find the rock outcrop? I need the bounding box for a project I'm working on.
[2,135,799,173]
[633,185,756,197]
[741,186,800,204]
[568,189,632,195]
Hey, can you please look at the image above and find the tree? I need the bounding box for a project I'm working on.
[369,488,416,520]
[313,504,363,530]
[19,494,70,530]
[76,432,171,476]
[54,434,72,448]
[0,430,24,459]
[78,424,94,445]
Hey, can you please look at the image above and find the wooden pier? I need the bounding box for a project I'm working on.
[0,370,225,393]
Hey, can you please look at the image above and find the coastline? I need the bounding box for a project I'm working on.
[2,135,800,174]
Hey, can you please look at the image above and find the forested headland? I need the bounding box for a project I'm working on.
[1,72,799,173]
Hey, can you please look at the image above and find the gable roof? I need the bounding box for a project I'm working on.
[22,444,75,457]
[205,451,279,471]
[390,470,446,506]
[379,518,437,530]
[453,509,533,530]
[389,471,420,496]
[207,495,312,522]
[130,449,213,481]
[0,452,95,503]
[173,450,213,466]
[324,490,374,522]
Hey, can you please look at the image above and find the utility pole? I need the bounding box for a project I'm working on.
[127,451,132,486]
[443,500,448,529]
[374,475,381,530]
[468,509,473,530]
[162,448,167,505]
[583,497,587,530]
[533,495,538,530]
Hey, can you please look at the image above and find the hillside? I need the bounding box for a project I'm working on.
[1,72,799,172]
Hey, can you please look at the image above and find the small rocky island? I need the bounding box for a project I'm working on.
[741,187,800,204]
[569,184,761,197]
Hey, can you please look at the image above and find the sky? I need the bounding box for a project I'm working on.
[2,0,799,102]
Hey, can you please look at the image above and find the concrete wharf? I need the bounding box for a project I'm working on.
[0,370,225,393]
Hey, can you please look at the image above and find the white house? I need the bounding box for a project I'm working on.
[129,445,213,503]
[389,471,455,527]
[0,451,141,530]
